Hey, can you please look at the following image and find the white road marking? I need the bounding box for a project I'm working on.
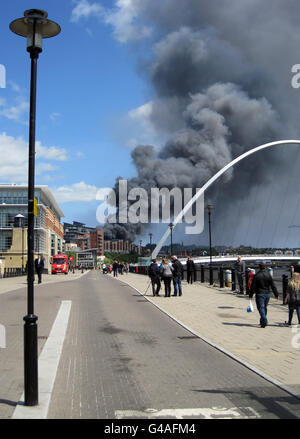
[12,300,72,419]
[115,407,261,419]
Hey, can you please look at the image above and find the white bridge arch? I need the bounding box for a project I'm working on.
[151,140,300,259]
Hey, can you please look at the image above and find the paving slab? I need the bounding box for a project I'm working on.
[0,270,90,295]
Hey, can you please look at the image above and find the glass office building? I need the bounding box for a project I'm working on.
[0,185,64,271]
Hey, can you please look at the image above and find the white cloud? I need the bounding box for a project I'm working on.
[7,80,21,93]
[36,142,68,161]
[128,100,153,120]
[50,112,62,123]
[71,0,151,43]
[71,0,104,22]
[36,163,58,175]
[0,132,67,183]
[125,100,169,148]
[0,99,29,124]
[52,181,99,203]
[104,0,151,43]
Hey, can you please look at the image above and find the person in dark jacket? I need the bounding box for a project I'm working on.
[35,254,45,284]
[249,263,279,327]
[234,255,245,294]
[186,257,196,284]
[112,261,119,277]
[171,255,184,296]
[148,259,161,296]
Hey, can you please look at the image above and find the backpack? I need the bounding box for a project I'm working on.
[148,263,158,278]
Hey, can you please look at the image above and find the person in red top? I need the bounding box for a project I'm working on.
[248,269,255,291]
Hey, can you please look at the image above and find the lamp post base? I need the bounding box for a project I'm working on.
[23,314,38,406]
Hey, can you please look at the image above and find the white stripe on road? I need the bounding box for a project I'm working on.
[12,300,72,419]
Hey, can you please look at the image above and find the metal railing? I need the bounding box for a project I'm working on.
[132,263,290,302]
[1,267,25,278]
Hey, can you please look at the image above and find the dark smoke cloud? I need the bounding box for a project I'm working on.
[104,1,300,247]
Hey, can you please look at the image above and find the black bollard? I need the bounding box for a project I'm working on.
[231,268,236,291]
[209,266,213,285]
[201,265,204,283]
[219,267,224,288]
[282,274,289,304]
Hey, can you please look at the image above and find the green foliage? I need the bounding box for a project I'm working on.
[104,252,139,264]
[65,250,77,265]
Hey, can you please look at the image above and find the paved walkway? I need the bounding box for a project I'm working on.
[112,273,300,398]
[0,270,89,296]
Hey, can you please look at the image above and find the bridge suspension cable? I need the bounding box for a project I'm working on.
[151,140,300,259]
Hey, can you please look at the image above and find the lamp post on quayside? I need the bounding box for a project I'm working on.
[169,222,174,256]
[149,233,152,254]
[206,205,213,285]
[10,9,60,406]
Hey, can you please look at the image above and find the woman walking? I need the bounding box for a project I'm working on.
[284,272,300,326]
[160,258,174,297]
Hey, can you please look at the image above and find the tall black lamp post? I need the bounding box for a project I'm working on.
[169,222,174,256]
[10,9,60,407]
[206,205,213,285]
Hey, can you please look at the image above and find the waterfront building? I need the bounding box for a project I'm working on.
[0,184,64,273]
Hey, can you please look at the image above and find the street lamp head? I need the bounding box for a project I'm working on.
[10,9,61,53]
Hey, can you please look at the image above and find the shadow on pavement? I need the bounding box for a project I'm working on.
[192,387,300,419]
[0,399,18,407]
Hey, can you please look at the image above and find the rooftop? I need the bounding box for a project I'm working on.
[0,184,64,218]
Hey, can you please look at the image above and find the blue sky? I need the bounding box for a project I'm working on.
[1,1,156,237]
[2,1,300,249]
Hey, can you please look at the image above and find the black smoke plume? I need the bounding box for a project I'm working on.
[104,1,300,247]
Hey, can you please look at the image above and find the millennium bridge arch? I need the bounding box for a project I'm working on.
[151,140,300,259]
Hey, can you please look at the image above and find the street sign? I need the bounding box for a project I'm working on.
[33,197,37,217]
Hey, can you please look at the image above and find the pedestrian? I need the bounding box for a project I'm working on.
[248,268,255,291]
[234,255,245,294]
[148,259,161,296]
[35,253,45,284]
[186,257,196,284]
[112,260,119,277]
[249,263,279,328]
[119,262,124,275]
[102,263,107,274]
[171,255,184,296]
[284,272,300,326]
[160,258,174,297]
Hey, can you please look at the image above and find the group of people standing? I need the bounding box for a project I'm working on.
[102,261,129,277]
[235,256,300,328]
[148,256,185,297]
